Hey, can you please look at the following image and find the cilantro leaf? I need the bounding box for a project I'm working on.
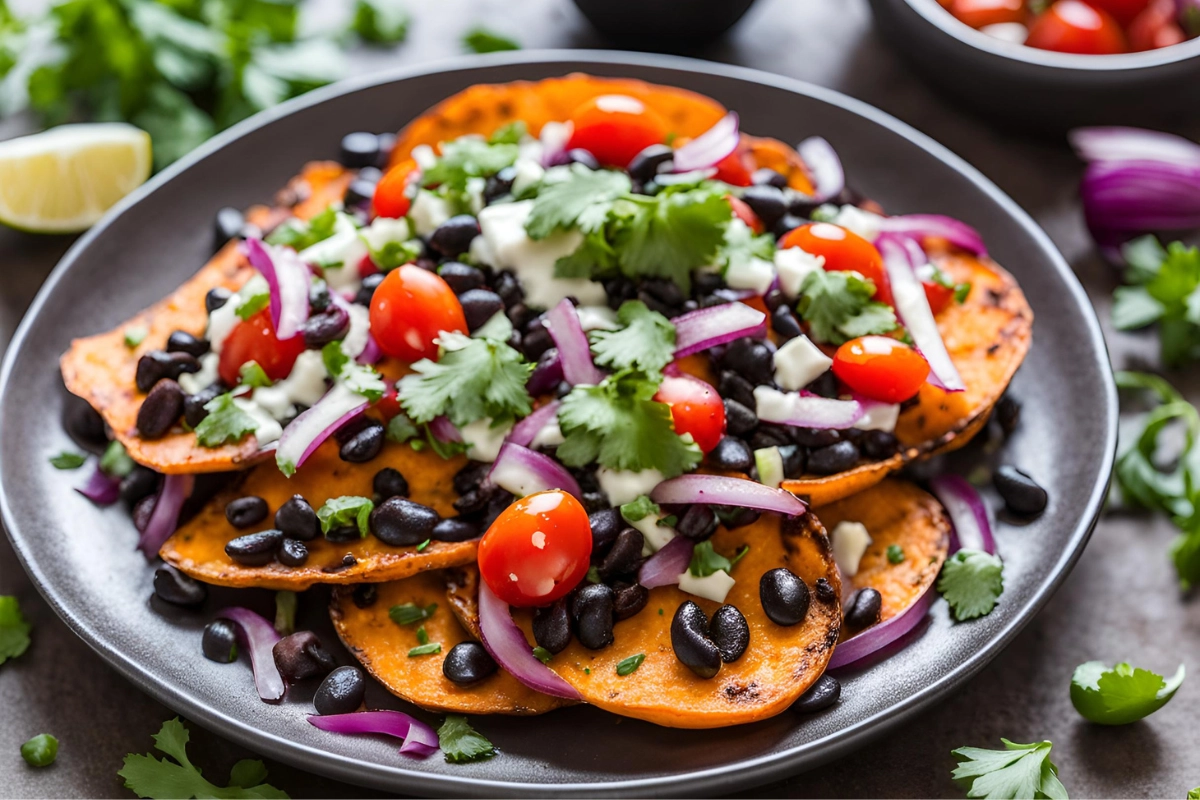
[1113,238,1200,367]
[386,414,419,444]
[1188,789,1200,800]
[238,361,273,388]
[1070,661,1185,725]
[462,28,520,53]
[554,227,618,279]
[0,595,32,666]
[408,642,442,657]
[796,268,899,345]
[525,164,632,239]
[620,495,660,524]
[1113,371,1198,518]
[49,451,87,469]
[398,335,532,427]
[611,188,732,293]
[588,300,676,373]
[421,137,518,192]
[266,206,339,250]
[321,341,385,402]
[689,541,740,578]
[887,544,905,564]
[488,121,527,145]
[951,739,1067,800]
[194,393,259,448]
[235,291,270,321]
[937,549,1004,621]
[316,496,373,538]
[1168,528,1200,592]
[125,327,148,349]
[718,217,775,277]
[389,602,437,626]
[351,0,409,44]
[100,441,136,479]
[437,715,496,764]
[616,654,645,675]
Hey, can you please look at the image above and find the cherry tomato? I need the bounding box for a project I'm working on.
[357,253,380,278]
[217,310,306,387]
[653,374,726,454]
[833,336,931,404]
[1025,0,1127,53]
[950,0,1027,29]
[923,280,956,315]
[1084,0,1151,25]
[778,222,894,306]
[375,388,402,421]
[713,148,754,187]
[727,195,764,234]
[566,95,669,168]
[369,265,466,362]
[1128,0,1186,49]
[372,160,418,219]
[478,490,592,607]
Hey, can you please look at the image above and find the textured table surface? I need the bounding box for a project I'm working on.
[2,0,1199,797]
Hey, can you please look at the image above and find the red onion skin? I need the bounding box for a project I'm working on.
[638,536,695,589]
[797,136,845,203]
[673,302,766,358]
[136,473,193,559]
[672,112,740,173]
[827,587,936,670]
[505,401,560,448]
[477,580,582,700]
[244,238,310,341]
[277,389,370,476]
[759,393,864,430]
[219,607,285,703]
[930,475,997,556]
[308,711,439,758]
[876,215,987,258]
[429,415,462,443]
[487,442,583,500]
[650,474,807,517]
[75,465,121,506]
[545,299,603,386]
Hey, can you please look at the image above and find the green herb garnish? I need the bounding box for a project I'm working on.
[49,451,87,469]
[21,734,58,768]
[1070,661,1185,725]
[937,549,1004,621]
[124,328,148,349]
[193,393,258,448]
[437,715,495,764]
[588,300,676,374]
[316,496,373,538]
[0,596,32,666]
[796,268,899,346]
[462,27,520,53]
[950,739,1067,799]
[616,654,645,676]
[887,544,905,564]
[399,334,532,427]
[389,602,437,626]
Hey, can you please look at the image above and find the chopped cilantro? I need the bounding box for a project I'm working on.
[21,734,58,768]
[589,300,676,373]
[193,393,258,447]
[488,121,527,145]
[616,654,645,676]
[273,591,296,636]
[718,217,775,279]
[316,496,373,538]
[1070,661,1185,725]
[887,544,905,564]
[415,626,430,645]
[389,602,437,626]
[1188,789,1200,800]
[398,335,532,427]
[386,414,419,444]
[100,441,136,478]
[437,715,495,764]
[584,667,591,675]
[688,541,745,578]
[532,646,553,664]
[938,549,1004,621]
[955,281,972,304]
[525,164,632,240]
[235,291,270,321]
[421,137,518,192]
[366,238,421,271]
[49,451,87,469]
[620,495,660,523]
[462,27,520,53]
[929,263,972,305]
[610,187,732,293]
[796,268,899,345]
[420,425,472,460]
[0,596,32,666]
[266,206,339,251]
[950,739,1067,800]
[238,361,272,388]
[320,342,385,401]
[1111,237,1200,366]
[351,0,409,44]
[416,539,430,552]
[124,327,148,349]
[585,565,602,584]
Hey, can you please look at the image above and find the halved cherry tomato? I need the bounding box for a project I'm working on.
[478,490,592,607]
[566,95,669,168]
[369,264,467,362]
[923,280,956,315]
[713,148,754,187]
[833,336,931,404]
[727,195,764,234]
[1025,0,1127,53]
[372,160,418,219]
[375,388,402,421]
[217,309,306,387]
[1085,0,1151,25]
[1128,0,1186,49]
[950,0,1027,29]
[653,374,726,454]
[778,222,894,306]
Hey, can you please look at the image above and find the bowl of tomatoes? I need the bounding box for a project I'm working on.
[866,0,1200,132]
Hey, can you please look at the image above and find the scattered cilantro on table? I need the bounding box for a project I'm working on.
[194,393,258,448]
[49,451,87,469]
[461,27,520,53]
[398,334,532,427]
[588,300,676,373]
[0,595,31,666]
[119,718,288,799]
[937,549,1004,621]
[950,739,1067,800]
[351,0,409,44]
[1111,237,1200,367]
[796,268,899,345]
[1070,661,1185,725]
[438,715,495,764]
[21,733,58,767]
[389,602,437,626]
[1188,788,1200,800]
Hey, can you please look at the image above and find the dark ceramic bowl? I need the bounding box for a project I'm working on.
[572,0,758,45]
[0,52,1116,797]
[867,0,1200,133]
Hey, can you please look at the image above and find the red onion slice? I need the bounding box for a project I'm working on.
[244,238,310,341]
[218,607,285,703]
[506,401,560,448]
[929,475,997,555]
[673,302,767,358]
[275,384,369,477]
[755,388,864,430]
[797,136,845,202]
[308,711,439,758]
[672,112,740,173]
[487,442,582,499]
[429,415,461,443]
[75,463,121,506]
[650,474,807,516]
[477,580,582,700]
[1069,126,1200,167]
[637,536,694,589]
[545,299,604,386]
[828,580,937,669]
[878,235,965,393]
[356,333,382,365]
[1080,161,1200,233]
[527,348,563,396]
[876,214,987,258]
[136,473,194,559]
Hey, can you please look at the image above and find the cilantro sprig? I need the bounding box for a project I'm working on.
[1070,660,1185,725]
[689,541,749,578]
[525,164,632,239]
[796,268,899,346]
[437,715,495,764]
[588,300,676,373]
[950,739,1067,800]
[316,496,373,538]
[938,549,1004,621]
[322,341,385,402]
[194,393,259,448]
[49,451,87,469]
[421,137,518,193]
[1112,237,1200,367]
[398,334,532,427]
[266,206,339,251]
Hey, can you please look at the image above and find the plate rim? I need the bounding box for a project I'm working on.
[0,49,1118,798]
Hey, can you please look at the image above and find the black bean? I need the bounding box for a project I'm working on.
[136,379,184,439]
[375,132,396,166]
[429,215,480,258]
[779,444,806,478]
[709,605,750,663]
[805,370,840,398]
[860,430,899,460]
[715,506,760,530]
[844,588,882,630]
[792,426,841,448]
[439,261,486,294]
[202,619,239,663]
[752,168,788,188]
[599,528,644,580]
[225,496,268,529]
[136,351,200,393]
[588,508,623,558]
[119,467,159,509]
[453,488,491,516]
[676,504,719,542]
[483,166,516,202]
[533,599,572,654]
[302,309,351,349]
[721,338,775,386]
[493,270,523,307]
[442,641,498,685]
[339,131,380,168]
[307,279,332,312]
[571,584,615,650]
[373,468,409,500]
[740,185,788,229]
[275,495,320,541]
[793,674,841,713]
[760,568,811,626]
[709,436,754,472]
[314,666,367,715]
[339,421,385,463]
[153,566,207,607]
[482,491,514,528]
[205,287,232,313]
[506,302,538,332]
[763,288,788,312]
[273,631,336,682]
[996,394,1021,437]
[565,148,600,170]
[459,288,505,332]
[224,530,282,566]
[814,577,837,604]
[453,461,491,496]
[773,213,805,238]
[183,383,223,428]
[807,440,860,475]
[613,583,649,621]
[432,517,479,542]
[994,465,1047,515]
[750,427,791,451]
[771,305,803,341]
[581,491,608,514]
[520,326,553,361]
[627,144,674,182]
[603,277,638,309]
[718,370,756,410]
[671,601,721,679]
[65,401,106,446]
[723,399,758,436]
[325,525,360,543]
[166,330,209,358]
[352,584,378,608]
[214,207,245,244]
[278,538,309,567]
[641,278,685,308]
[355,272,384,307]
[343,178,376,208]
[370,497,439,547]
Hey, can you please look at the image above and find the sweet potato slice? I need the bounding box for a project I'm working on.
[161,439,476,590]
[329,572,570,715]
[59,162,353,474]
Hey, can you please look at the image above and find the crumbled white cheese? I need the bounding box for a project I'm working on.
[300,213,367,295]
[677,569,736,604]
[854,402,901,433]
[576,305,619,331]
[831,520,872,577]
[411,144,437,171]
[358,216,412,252]
[340,303,371,360]
[233,397,283,445]
[774,246,825,298]
[179,352,219,395]
[409,190,452,237]
[773,335,833,391]
[252,350,329,420]
[832,205,885,241]
[459,417,512,462]
[596,467,664,506]
[725,256,776,295]
[468,233,497,267]
[530,418,565,449]
[629,512,676,554]
[753,386,797,423]
[511,157,545,197]
[465,177,487,215]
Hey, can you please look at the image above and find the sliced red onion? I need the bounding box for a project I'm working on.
[487,442,582,499]
[275,384,368,477]
[672,112,740,173]
[650,474,807,516]
[637,535,695,589]
[219,607,285,703]
[797,136,845,203]
[875,214,987,258]
[1069,126,1200,167]
[506,401,560,448]
[756,389,865,429]
[545,299,603,386]
[429,415,461,443]
[526,348,563,396]
[713,286,759,302]
[136,473,194,559]
[673,302,766,358]
[75,463,120,506]
[243,238,310,341]
[356,332,382,365]
[1080,160,1200,233]
[878,235,965,393]
[477,580,582,700]
[308,711,439,758]
[929,475,997,556]
[828,580,937,669]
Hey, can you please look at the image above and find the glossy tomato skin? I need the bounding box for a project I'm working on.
[372,160,417,219]
[478,490,593,607]
[727,195,764,234]
[833,336,931,404]
[566,95,669,169]
[1128,0,1185,49]
[1085,0,1151,25]
[217,310,306,387]
[369,265,467,362]
[950,0,1027,28]
[779,222,894,306]
[654,374,726,454]
[923,280,956,315]
[713,148,754,187]
[1025,0,1127,53]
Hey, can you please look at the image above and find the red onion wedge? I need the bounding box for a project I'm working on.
[506,401,560,448]
[308,711,439,758]
[136,473,194,559]
[428,415,461,443]
[638,536,695,589]
[275,384,368,477]
[76,463,120,506]
[672,112,739,173]
[878,235,965,393]
[477,580,582,700]
[828,580,937,669]
[545,299,604,386]
[929,475,997,556]
[755,387,864,429]
[243,238,310,341]
[673,302,766,358]
[1079,160,1200,233]
[356,332,382,365]
[876,214,987,258]
[488,443,582,499]
[797,136,845,203]
[1069,126,1200,167]
[650,474,807,516]
[527,348,563,396]
[219,607,285,703]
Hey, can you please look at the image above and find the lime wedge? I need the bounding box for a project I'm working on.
[0,123,152,233]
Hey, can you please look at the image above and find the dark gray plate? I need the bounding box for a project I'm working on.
[0,52,1116,798]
